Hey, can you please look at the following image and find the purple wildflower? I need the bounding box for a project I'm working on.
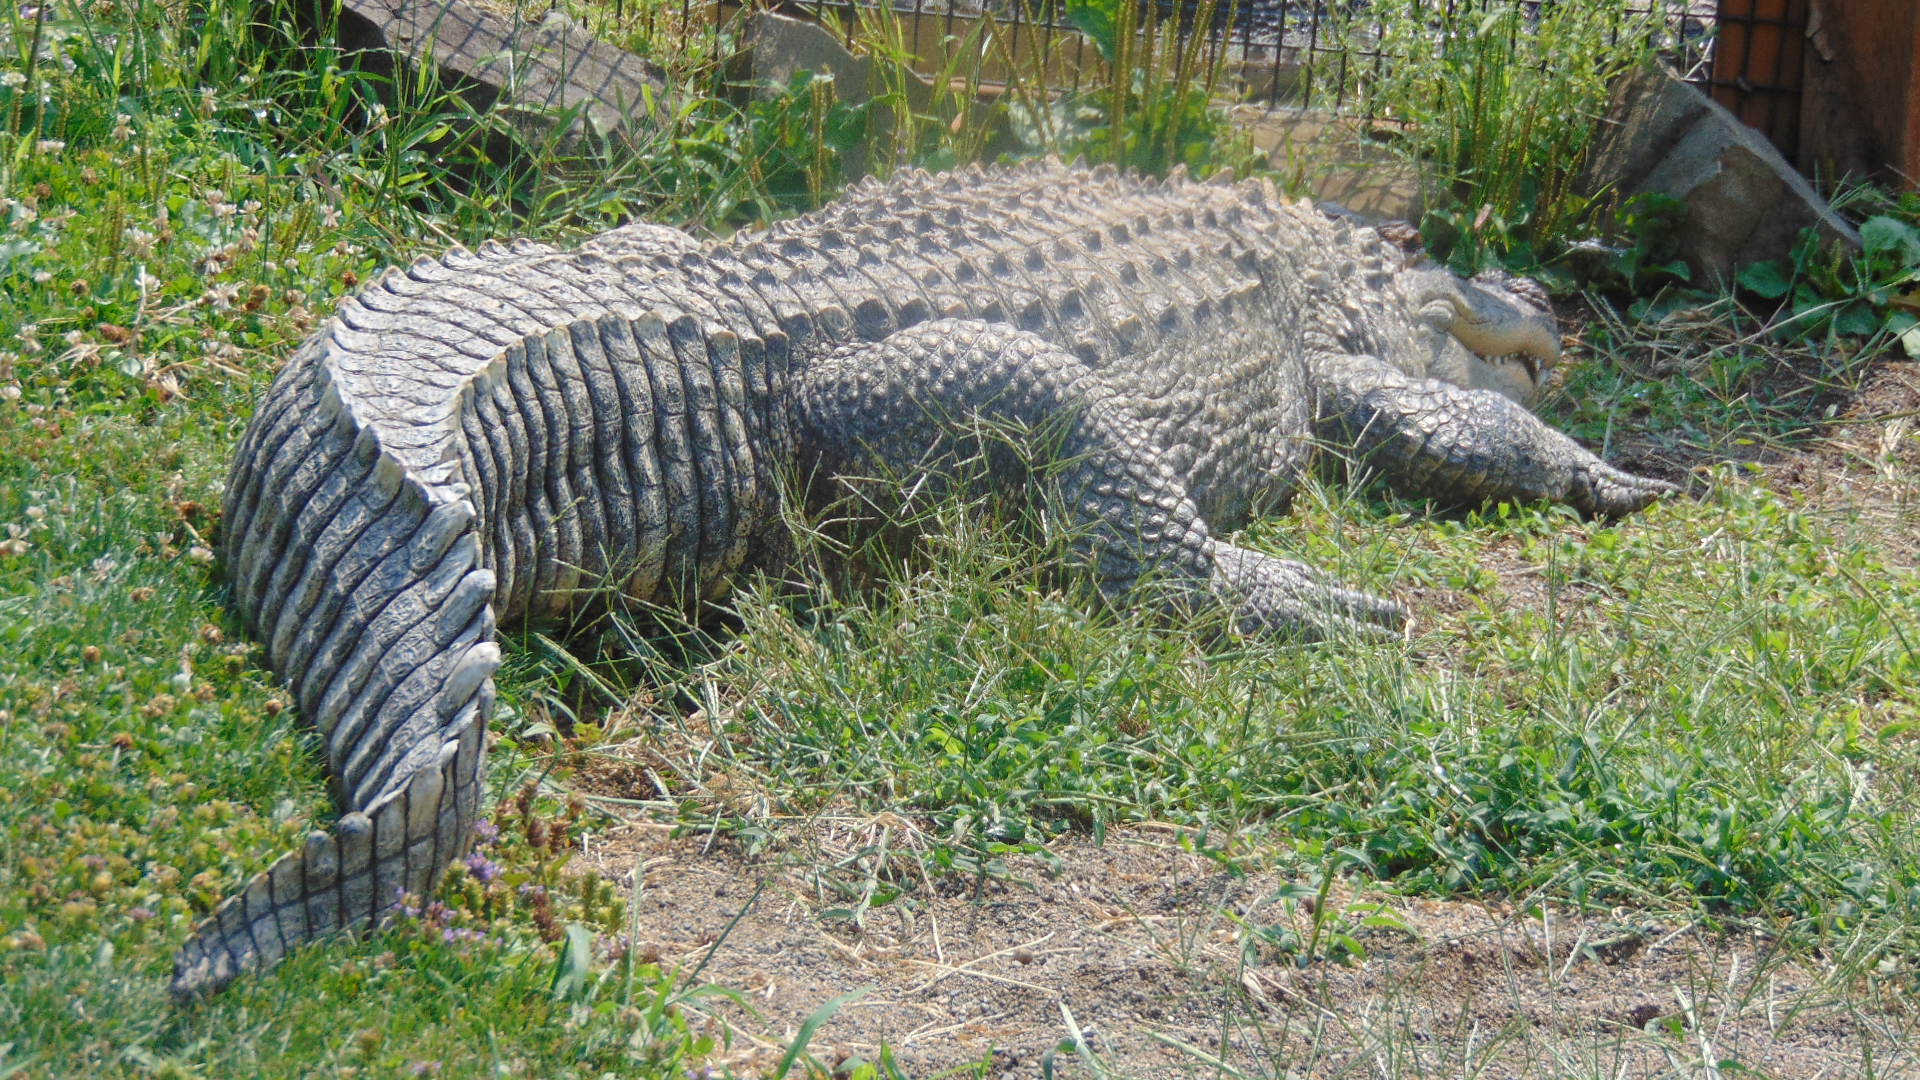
[595,933,631,961]
[464,851,501,883]
[472,818,499,844]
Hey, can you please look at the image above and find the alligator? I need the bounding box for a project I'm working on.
[172,159,1674,1000]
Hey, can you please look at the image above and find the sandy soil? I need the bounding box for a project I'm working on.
[574,821,1915,1078]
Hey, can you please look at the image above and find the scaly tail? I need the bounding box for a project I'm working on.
[172,219,775,1001]
[172,336,500,1000]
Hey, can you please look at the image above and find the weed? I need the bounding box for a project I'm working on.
[1316,1,1661,274]
[1736,201,1920,359]
[739,67,871,218]
[973,0,1254,175]
[1561,191,1694,299]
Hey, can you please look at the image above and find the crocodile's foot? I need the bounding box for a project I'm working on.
[1574,459,1681,519]
[1209,541,1408,642]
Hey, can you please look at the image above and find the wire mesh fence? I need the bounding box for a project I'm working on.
[735,1,1735,108]
[1703,0,1806,159]
[612,0,1808,153]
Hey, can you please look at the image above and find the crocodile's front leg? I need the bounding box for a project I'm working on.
[795,318,1405,640]
[1316,353,1677,517]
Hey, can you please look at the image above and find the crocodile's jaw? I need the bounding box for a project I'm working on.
[1427,333,1544,407]
[1401,268,1559,405]
[1474,353,1545,407]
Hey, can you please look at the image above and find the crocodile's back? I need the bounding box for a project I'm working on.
[715,161,1342,521]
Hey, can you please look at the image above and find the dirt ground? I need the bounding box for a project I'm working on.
[571,361,1920,1078]
[577,822,1915,1078]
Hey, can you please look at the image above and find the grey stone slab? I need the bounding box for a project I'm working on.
[334,0,669,150]
[1581,65,1861,286]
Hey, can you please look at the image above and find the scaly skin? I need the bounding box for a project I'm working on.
[173,160,1673,1000]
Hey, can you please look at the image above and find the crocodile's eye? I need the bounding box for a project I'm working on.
[1417,299,1454,333]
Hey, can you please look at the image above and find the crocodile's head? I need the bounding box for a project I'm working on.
[1404,267,1560,408]
[1309,206,1559,409]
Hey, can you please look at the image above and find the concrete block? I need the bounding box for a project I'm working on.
[1233,105,1425,224]
[329,0,668,152]
[737,12,934,115]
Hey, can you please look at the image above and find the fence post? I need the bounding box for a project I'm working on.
[1796,0,1920,188]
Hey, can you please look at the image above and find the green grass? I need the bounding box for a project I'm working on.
[685,472,1920,918]
[3,0,1919,1076]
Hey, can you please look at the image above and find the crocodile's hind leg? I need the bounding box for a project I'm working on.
[794,317,1406,641]
[1316,353,1677,517]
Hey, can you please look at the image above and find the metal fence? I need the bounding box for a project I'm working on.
[750,1,1736,109]
[1704,0,1807,159]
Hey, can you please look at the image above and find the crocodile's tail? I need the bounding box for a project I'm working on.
[172,338,500,1001]
[172,221,787,999]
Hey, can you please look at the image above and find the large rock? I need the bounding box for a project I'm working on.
[1581,66,1860,285]
[731,12,965,177]
[734,12,938,114]
[324,0,669,151]
[1233,105,1424,224]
